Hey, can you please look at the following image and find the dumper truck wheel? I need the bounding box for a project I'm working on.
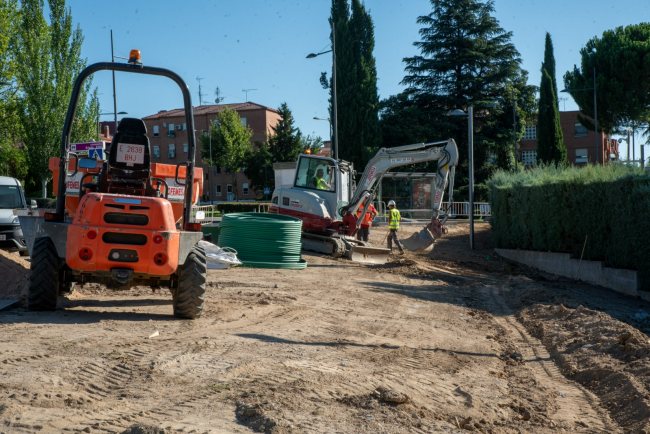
[28,237,60,311]
[172,245,207,319]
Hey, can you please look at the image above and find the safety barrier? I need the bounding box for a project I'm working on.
[190,202,271,223]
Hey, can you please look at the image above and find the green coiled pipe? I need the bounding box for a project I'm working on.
[217,212,307,269]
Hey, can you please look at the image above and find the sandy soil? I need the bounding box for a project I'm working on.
[1,222,649,433]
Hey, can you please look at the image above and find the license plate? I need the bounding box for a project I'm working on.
[0,235,6,241]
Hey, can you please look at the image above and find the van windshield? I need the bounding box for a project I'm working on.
[0,185,24,209]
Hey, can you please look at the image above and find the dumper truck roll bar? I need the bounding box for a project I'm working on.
[54,60,197,229]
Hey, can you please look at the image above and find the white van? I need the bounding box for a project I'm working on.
[0,176,31,255]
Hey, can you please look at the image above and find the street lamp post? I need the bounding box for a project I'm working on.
[447,105,475,250]
[306,20,338,161]
[313,116,332,155]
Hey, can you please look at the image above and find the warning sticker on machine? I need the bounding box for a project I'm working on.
[165,178,185,202]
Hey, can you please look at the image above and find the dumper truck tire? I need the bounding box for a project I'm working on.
[28,237,60,311]
[172,245,207,319]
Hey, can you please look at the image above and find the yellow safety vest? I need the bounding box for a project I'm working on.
[315,177,328,190]
[389,208,401,229]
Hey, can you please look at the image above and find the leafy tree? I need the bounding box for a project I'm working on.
[537,33,566,164]
[564,23,650,134]
[268,102,302,163]
[323,0,379,169]
[391,0,536,197]
[0,0,27,179]
[14,0,99,197]
[202,107,252,200]
[244,141,273,198]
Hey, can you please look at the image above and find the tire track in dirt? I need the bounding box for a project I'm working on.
[479,283,619,433]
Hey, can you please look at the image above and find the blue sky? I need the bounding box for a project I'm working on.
[68,0,649,159]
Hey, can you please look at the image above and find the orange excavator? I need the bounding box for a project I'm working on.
[24,50,207,318]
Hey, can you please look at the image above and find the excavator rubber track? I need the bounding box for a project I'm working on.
[301,233,390,264]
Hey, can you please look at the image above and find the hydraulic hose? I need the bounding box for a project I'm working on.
[218,212,307,269]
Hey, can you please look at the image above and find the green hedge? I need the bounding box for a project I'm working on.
[488,165,650,291]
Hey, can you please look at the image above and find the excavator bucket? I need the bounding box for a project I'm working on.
[344,240,391,264]
[401,227,436,252]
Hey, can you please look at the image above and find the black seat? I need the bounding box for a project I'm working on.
[105,118,151,195]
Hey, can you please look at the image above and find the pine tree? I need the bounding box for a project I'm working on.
[268,103,303,163]
[537,33,566,164]
[398,0,535,193]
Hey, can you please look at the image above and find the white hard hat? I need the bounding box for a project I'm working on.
[388,200,396,207]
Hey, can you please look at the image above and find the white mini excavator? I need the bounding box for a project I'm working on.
[270,139,459,263]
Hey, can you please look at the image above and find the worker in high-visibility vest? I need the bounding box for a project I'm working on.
[387,200,404,254]
[312,168,331,190]
[356,199,378,242]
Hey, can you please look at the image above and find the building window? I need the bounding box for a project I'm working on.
[168,144,176,159]
[240,117,247,127]
[574,123,588,137]
[227,184,233,193]
[216,166,221,174]
[183,143,188,154]
[152,125,160,137]
[216,185,222,194]
[521,150,537,166]
[523,125,537,140]
[167,123,175,137]
[242,182,249,195]
[575,148,588,164]
[153,145,160,159]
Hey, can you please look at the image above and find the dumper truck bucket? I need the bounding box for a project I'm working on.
[344,241,391,264]
[401,227,436,252]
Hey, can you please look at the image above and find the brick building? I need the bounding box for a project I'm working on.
[519,110,619,166]
[142,103,281,201]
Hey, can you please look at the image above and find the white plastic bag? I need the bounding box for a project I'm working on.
[198,240,242,269]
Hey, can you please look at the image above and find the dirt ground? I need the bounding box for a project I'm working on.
[1,222,650,433]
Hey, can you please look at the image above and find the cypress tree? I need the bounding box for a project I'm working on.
[328,0,379,170]
[537,33,566,164]
[537,70,566,163]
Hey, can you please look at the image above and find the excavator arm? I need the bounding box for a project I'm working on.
[341,139,459,242]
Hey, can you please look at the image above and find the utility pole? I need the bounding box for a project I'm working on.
[111,30,118,132]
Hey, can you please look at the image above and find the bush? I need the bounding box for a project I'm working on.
[489,164,650,291]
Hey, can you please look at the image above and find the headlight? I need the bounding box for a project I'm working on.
[12,216,19,224]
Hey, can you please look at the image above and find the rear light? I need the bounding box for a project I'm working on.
[79,247,93,261]
[153,234,163,244]
[153,252,168,266]
[87,230,97,240]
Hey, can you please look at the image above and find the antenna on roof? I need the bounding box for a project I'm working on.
[242,88,257,102]
[196,76,206,105]
[214,86,224,104]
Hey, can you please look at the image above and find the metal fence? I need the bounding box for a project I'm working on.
[374,201,491,224]
[190,202,271,223]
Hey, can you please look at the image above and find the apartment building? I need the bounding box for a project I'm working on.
[142,102,281,201]
[519,110,619,166]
